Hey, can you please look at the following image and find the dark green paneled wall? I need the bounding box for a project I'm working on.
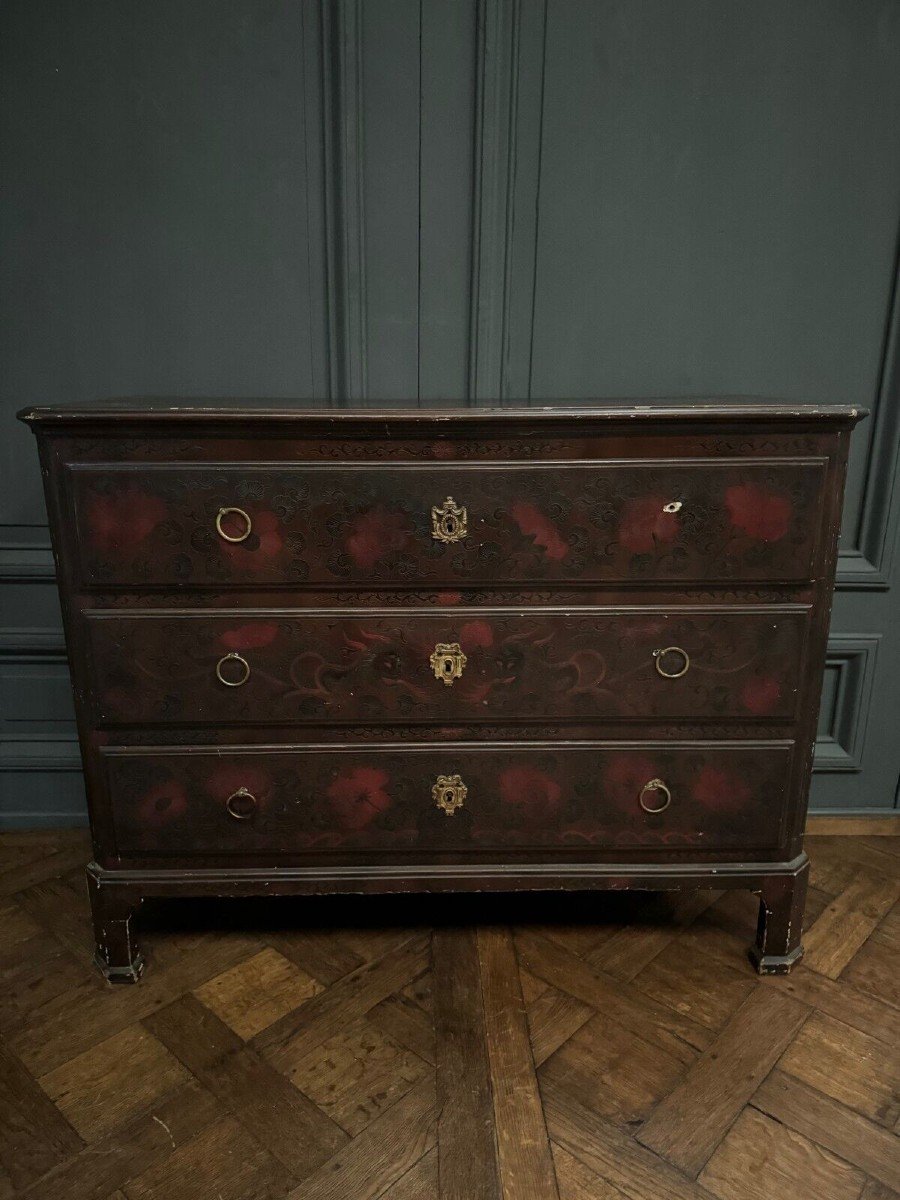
[2,0,898,824]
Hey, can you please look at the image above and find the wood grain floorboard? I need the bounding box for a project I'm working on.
[432,927,501,1200]
[0,832,896,1199]
[637,988,811,1174]
[144,993,349,1175]
[752,1069,900,1193]
[802,872,900,979]
[0,1042,82,1193]
[478,926,559,1199]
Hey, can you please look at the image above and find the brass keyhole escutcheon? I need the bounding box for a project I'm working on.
[433,773,467,816]
[431,496,468,543]
[429,642,467,686]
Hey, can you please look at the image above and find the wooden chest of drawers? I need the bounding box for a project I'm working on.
[20,401,864,982]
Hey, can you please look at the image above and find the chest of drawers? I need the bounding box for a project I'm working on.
[20,401,863,982]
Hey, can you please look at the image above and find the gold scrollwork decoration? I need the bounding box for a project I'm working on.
[429,642,467,685]
[433,773,467,816]
[431,496,468,543]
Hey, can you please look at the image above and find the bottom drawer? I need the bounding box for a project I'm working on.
[103,742,793,857]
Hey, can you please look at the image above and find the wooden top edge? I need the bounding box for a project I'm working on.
[17,398,868,428]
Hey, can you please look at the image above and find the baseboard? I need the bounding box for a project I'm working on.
[806,813,900,836]
[0,812,90,830]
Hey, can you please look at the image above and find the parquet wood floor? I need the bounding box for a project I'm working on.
[0,831,897,1199]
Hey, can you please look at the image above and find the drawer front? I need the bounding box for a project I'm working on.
[85,608,807,726]
[104,743,793,857]
[69,460,825,587]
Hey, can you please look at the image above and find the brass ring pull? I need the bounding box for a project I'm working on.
[639,778,672,814]
[663,501,682,513]
[216,506,252,543]
[433,773,467,816]
[225,787,257,820]
[653,646,690,679]
[216,652,251,687]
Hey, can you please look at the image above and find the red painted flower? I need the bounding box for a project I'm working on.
[740,675,782,716]
[87,487,167,554]
[204,764,272,807]
[221,509,285,572]
[327,766,393,830]
[137,779,188,827]
[510,501,569,561]
[328,763,391,830]
[459,619,494,649]
[219,622,279,651]
[499,766,563,825]
[603,754,659,810]
[725,484,791,542]
[346,507,410,570]
[616,496,679,555]
[437,591,462,606]
[691,766,751,812]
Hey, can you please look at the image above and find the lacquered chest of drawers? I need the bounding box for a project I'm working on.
[20,401,864,982]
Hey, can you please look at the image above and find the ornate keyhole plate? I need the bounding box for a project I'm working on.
[431,496,468,543]
[433,773,467,816]
[429,642,467,686]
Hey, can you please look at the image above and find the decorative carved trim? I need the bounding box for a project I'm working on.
[813,635,880,772]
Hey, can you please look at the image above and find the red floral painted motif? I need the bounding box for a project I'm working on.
[725,484,791,542]
[740,675,782,716]
[137,779,188,827]
[327,766,393,830]
[219,622,279,651]
[346,507,410,570]
[691,766,752,812]
[87,487,167,554]
[616,496,679,555]
[437,592,462,606]
[459,619,494,649]
[204,763,272,807]
[499,766,563,825]
[603,754,659,811]
[510,501,569,561]
[221,510,285,572]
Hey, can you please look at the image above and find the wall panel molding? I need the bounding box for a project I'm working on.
[0,540,54,581]
[813,635,880,772]
[836,225,900,589]
[468,0,546,401]
[319,0,368,402]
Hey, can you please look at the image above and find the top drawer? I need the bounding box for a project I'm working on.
[67,459,826,588]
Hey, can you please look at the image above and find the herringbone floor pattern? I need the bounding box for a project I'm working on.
[0,832,897,1200]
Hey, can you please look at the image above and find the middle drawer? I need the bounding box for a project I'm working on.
[83,607,808,726]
